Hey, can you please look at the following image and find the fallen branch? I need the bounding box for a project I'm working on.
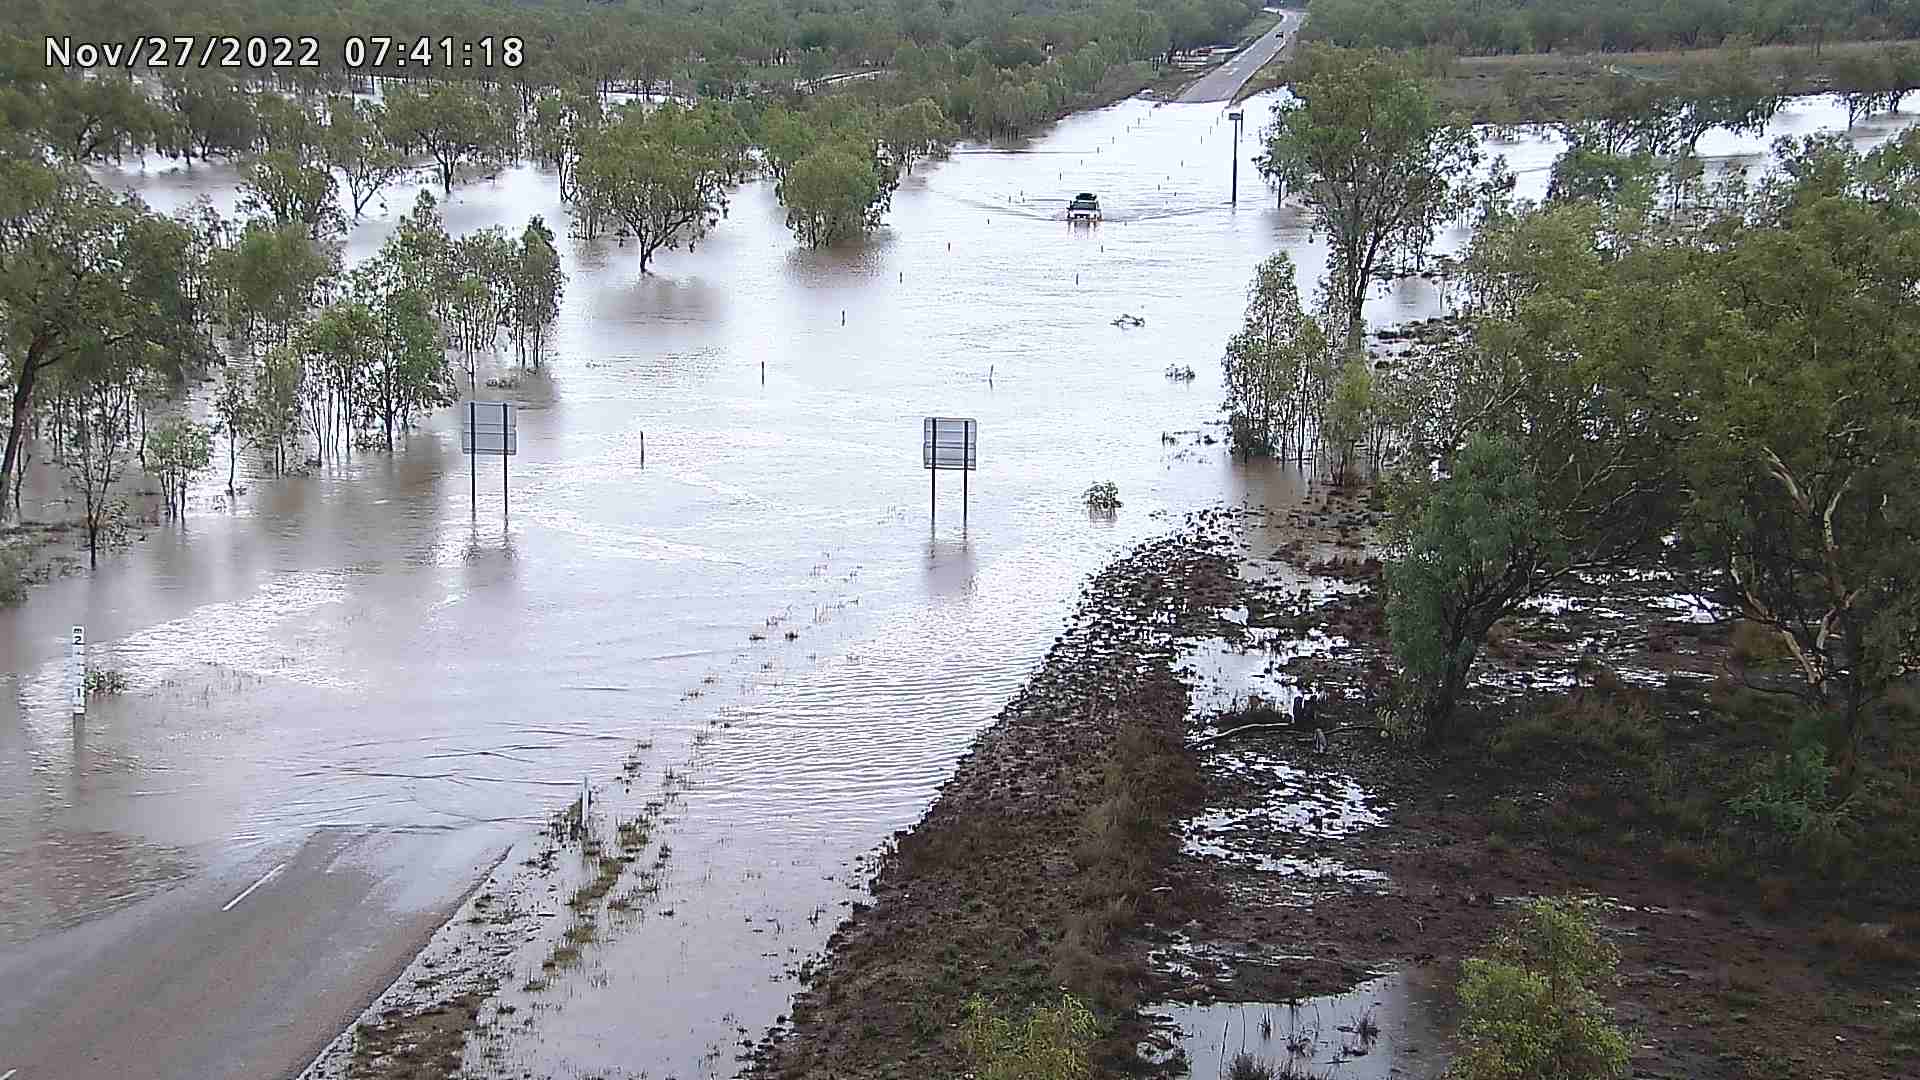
[1193,721,1379,748]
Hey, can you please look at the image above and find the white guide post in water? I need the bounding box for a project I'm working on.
[69,625,85,716]
[581,774,590,826]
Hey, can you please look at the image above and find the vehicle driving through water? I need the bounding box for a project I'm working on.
[1067,191,1101,222]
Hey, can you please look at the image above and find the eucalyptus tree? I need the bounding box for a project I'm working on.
[146,417,214,518]
[528,88,603,204]
[322,97,409,218]
[252,343,306,476]
[381,81,518,195]
[1671,131,1920,788]
[206,219,339,353]
[509,216,565,368]
[33,71,161,163]
[780,136,899,248]
[447,227,517,386]
[58,348,143,564]
[575,101,739,273]
[238,148,349,240]
[0,168,209,522]
[212,362,254,494]
[1256,46,1478,343]
[880,98,959,175]
[159,71,259,163]
[1220,254,1330,461]
[350,257,453,448]
[253,94,326,159]
[299,298,376,463]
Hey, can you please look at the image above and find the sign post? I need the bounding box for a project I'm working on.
[70,626,85,717]
[1227,110,1244,205]
[461,401,518,523]
[922,417,979,526]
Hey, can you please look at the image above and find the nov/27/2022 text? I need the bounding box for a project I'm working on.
[44,35,526,71]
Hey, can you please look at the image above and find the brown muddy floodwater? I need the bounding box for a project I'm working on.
[0,90,1913,1079]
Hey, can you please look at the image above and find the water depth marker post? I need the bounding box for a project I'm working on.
[70,625,84,717]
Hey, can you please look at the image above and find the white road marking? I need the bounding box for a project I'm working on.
[221,863,287,912]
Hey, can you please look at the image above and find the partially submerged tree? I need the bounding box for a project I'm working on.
[381,82,516,194]
[575,102,738,273]
[509,216,565,368]
[0,169,208,522]
[238,148,348,240]
[59,351,142,564]
[322,97,408,218]
[780,139,898,248]
[1256,46,1478,341]
[146,417,213,519]
[1220,253,1329,460]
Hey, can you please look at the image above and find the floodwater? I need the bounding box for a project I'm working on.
[0,87,1914,1078]
[1148,969,1453,1080]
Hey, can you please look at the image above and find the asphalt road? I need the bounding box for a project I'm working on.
[1177,9,1307,104]
[0,826,509,1080]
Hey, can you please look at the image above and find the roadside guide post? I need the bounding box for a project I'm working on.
[461,401,518,524]
[1228,110,1244,205]
[922,417,979,526]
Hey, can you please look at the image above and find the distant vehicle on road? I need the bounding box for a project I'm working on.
[1067,192,1101,222]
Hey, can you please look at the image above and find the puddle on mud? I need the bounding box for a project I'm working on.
[1179,631,1350,720]
[1174,611,1389,907]
[1147,969,1453,1079]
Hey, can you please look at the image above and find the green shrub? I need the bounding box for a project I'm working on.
[961,993,1099,1080]
[1728,731,1859,867]
[0,545,27,605]
[1082,481,1121,511]
[1449,898,1631,1080]
[84,667,128,695]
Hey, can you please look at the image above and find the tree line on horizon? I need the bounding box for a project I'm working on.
[1304,0,1920,56]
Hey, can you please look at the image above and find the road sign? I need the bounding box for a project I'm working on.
[922,417,977,471]
[923,417,978,525]
[460,401,517,456]
[462,401,516,521]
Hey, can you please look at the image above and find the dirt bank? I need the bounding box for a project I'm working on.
[748,509,1256,1078]
[753,488,1920,1080]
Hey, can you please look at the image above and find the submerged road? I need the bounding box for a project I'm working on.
[0,828,509,1080]
[1177,9,1307,104]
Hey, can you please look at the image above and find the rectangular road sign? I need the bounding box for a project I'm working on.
[922,417,977,471]
[460,401,517,456]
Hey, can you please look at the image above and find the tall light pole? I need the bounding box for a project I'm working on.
[1227,110,1244,205]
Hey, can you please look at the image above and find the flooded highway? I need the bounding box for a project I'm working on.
[0,87,1914,1079]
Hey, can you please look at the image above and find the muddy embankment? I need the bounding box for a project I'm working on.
[751,486,1920,1080]
[748,506,1257,1079]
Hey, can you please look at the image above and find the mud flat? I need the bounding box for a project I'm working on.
[753,487,1920,1080]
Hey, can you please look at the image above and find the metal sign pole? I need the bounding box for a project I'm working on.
[1228,110,1244,205]
[469,400,477,516]
[501,402,509,524]
[962,422,969,527]
[929,418,937,525]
